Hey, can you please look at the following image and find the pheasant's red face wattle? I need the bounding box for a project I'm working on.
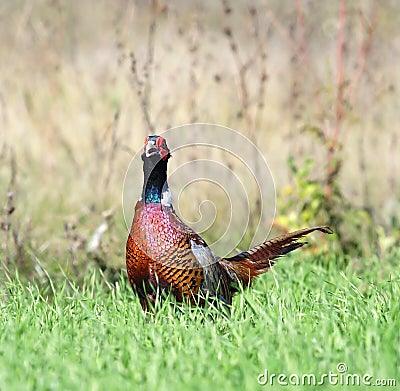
[142,135,170,161]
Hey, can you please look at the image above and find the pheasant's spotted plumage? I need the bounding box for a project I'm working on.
[126,135,333,311]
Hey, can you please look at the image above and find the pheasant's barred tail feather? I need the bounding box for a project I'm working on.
[219,226,333,287]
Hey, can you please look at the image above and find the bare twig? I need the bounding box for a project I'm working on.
[347,3,378,101]
[129,7,157,134]
[143,20,156,111]
[103,111,120,191]
[358,130,369,207]
[130,52,155,133]
[1,146,17,266]
[335,0,346,141]
[251,7,269,134]
[265,8,304,62]
[325,0,346,200]
[54,127,80,172]
[0,92,8,126]
[294,0,310,66]
[222,0,257,137]
[188,10,201,123]
[64,220,86,275]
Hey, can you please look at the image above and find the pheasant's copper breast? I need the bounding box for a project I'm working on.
[127,201,206,303]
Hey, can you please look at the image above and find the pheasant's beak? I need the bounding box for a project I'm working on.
[145,140,158,157]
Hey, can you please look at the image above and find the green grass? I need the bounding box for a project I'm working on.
[0,2,398,390]
[1,252,399,391]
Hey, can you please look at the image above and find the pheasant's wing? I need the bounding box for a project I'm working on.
[220,226,333,286]
[144,210,230,302]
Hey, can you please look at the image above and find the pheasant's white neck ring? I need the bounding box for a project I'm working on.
[161,187,172,207]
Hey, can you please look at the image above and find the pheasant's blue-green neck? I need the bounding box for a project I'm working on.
[144,185,162,203]
[142,157,168,204]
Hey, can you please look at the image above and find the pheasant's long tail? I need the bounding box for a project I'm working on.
[219,226,333,287]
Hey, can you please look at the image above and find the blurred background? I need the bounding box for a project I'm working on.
[0,0,399,280]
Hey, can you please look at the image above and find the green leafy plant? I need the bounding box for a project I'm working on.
[276,151,376,256]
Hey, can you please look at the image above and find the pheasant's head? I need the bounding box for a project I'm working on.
[142,135,170,162]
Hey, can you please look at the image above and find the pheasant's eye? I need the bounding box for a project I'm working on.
[156,137,164,148]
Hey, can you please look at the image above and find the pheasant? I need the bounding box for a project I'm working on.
[126,135,333,311]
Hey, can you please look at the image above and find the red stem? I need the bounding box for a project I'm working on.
[326,0,346,199]
[335,0,346,143]
[295,0,310,66]
[348,4,378,101]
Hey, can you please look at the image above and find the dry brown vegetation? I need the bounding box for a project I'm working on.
[0,0,399,279]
